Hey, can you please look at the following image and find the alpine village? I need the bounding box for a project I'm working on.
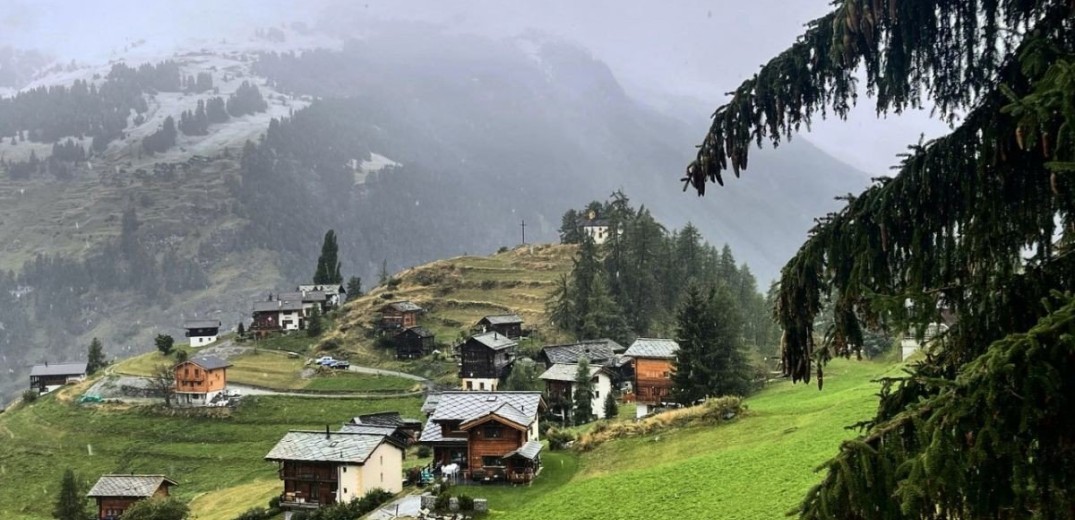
[3,2,1073,520]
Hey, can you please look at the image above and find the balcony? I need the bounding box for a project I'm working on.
[278,496,321,510]
[280,470,337,483]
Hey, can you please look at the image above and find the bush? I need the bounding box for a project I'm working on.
[574,396,744,452]
[386,278,401,288]
[416,445,432,458]
[497,246,510,253]
[379,293,394,300]
[21,389,38,403]
[479,279,497,290]
[546,427,575,450]
[457,494,475,511]
[319,339,340,351]
[435,491,451,511]
[234,506,268,520]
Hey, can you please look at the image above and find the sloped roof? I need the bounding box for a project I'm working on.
[478,314,523,326]
[351,411,405,427]
[538,363,603,382]
[29,362,87,377]
[264,431,393,463]
[418,418,466,444]
[339,423,398,436]
[298,284,345,294]
[278,291,327,303]
[186,355,231,371]
[460,402,531,430]
[252,300,304,313]
[503,440,542,461]
[468,331,517,351]
[384,301,422,313]
[421,393,442,414]
[624,338,680,359]
[427,392,542,426]
[541,339,624,365]
[86,475,177,498]
[398,327,434,338]
[183,320,221,330]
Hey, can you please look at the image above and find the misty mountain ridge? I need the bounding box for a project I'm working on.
[0,25,865,402]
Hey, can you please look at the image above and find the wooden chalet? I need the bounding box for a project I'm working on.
[174,355,231,407]
[539,338,632,389]
[380,301,422,330]
[183,320,221,347]
[297,283,347,308]
[459,331,517,391]
[623,338,680,418]
[394,327,434,359]
[251,297,306,336]
[538,363,614,420]
[28,362,87,393]
[476,314,523,339]
[419,392,545,484]
[265,429,405,513]
[86,474,177,520]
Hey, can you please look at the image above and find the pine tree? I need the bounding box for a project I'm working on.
[378,259,389,285]
[313,230,341,284]
[86,337,106,374]
[603,391,618,420]
[236,321,246,339]
[672,284,750,405]
[572,359,594,425]
[558,209,582,244]
[52,469,90,520]
[346,276,363,298]
[683,2,1075,517]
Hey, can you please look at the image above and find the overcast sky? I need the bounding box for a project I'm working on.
[0,0,950,175]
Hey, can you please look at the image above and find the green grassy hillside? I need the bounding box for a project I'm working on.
[0,382,422,520]
[322,244,577,384]
[495,358,894,519]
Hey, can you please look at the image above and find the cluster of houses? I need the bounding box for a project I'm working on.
[249,284,347,336]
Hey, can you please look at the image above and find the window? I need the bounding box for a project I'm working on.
[466,381,473,390]
[479,381,486,390]
[482,456,503,467]
[380,472,384,482]
[484,426,502,438]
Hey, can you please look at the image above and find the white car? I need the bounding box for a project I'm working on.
[314,356,336,366]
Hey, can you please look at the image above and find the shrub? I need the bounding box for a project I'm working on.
[574,396,744,452]
[319,339,340,351]
[386,278,401,288]
[379,292,394,300]
[479,279,497,290]
[546,427,575,450]
[457,494,475,510]
[21,389,38,404]
[435,491,451,511]
[267,495,281,514]
[416,445,432,458]
[233,506,268,520]
[497,246,509,254]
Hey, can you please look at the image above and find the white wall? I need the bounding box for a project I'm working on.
[591,373,613,419]
[461,377,500,391]
[358,442,404,495]
[189,334,218,347]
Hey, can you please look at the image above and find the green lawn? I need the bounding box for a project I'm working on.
[499,358,895,519]
[0,388,422,520]
[303,371,419,392]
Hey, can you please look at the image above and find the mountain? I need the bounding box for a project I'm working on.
[0,24,866,402]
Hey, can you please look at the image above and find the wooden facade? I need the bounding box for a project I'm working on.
[87,475,176,520]
[477,315,523,339]
[459,333,517,380]
[380,301,422,330]
[463,416,528,479]
[174,356,230,406]
[633,357,674,404]
[279,461,338,509]
[395,327,434,359]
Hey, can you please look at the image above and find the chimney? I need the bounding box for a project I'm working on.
[325,425,331,439]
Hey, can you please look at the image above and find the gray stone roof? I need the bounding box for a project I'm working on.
[398,326,433,338]
[86,475,177,498]
[187,355,231,371]
[421,393,442,415]
[279,291,327,303]
[541,339,624,365]
[339,424,398,436]
[264,431,392,463]
[538,363,603,382]
[427,392,541,425]
[298,284,345,294]
[252,300,304,313]
[504,440,542,461]
[29,362,87,377]
[351,411,409,427]
[418,418,465,445]
[624,338,680,359]
[469,331,517,351]
[385,301,422,313]
[479,314,523,326]
[183,320,221,330]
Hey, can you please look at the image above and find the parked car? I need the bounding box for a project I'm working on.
[314,356,336,366]
[331,360,351,369]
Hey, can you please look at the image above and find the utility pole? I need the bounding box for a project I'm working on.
[521,219,527,245]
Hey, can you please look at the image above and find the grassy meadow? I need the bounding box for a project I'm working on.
[493,358,894,519]
[0,382,422,520]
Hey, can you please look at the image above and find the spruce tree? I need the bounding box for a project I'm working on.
[236,321,246,339]
[672,284,750,405]
[346,276,362,298]
[306,306,323,337]
[572,359,594,425]
[603,391,618,420]
[313,230,341,284]
[52,469,90,520]
[683,2,1075,516]
[86,337,106,374]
